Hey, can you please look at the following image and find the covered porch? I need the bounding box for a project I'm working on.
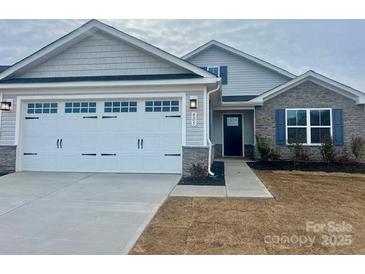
[209,90,256,160]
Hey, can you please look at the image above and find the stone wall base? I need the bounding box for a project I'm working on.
[182,146,209,176]
[0,146,16,174]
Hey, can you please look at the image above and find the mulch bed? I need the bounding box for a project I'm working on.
[247,160,365,173]
[178,161,225,186]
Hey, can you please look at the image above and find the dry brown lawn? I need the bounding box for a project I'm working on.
[131,170,365,255]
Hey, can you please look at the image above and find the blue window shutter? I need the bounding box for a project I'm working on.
[332,109,344,145]
[276,109,286,145]
[220,66,228,85]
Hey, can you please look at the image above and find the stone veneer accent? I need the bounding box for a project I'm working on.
[255,81,365,161]
[182,146,209,176]
[0,146,16,174]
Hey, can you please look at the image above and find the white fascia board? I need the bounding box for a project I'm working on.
[214,105,257,111]
[0,78,219,90]
[356,96,365,104]
[219,100,263,108]
[183,40,295,79]
[0,20,214,80]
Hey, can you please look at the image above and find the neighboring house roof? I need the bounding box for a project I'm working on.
[0,20,216,81]
[0,65,10,73]
[182,40,296,79]
[250,70,365,105]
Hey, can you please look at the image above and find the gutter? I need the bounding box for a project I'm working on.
[0,77,218,89]
[206,80,222,176]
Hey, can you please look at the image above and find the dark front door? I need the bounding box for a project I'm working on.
[223,114,243,156]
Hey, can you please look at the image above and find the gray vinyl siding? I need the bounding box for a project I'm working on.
[186,45,290,97]
[185,91,205,146]
[212,109,254,145]
[0,94,17,145]
[18,31,188,78]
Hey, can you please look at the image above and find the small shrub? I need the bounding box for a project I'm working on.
[320,138,336,163]
[351,136,365,162]
[256,136,271,161]
[289,142,310,163]
[190,163,208,181]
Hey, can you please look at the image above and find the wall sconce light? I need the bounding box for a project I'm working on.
[189,96,198,109]
[0,101,12,111]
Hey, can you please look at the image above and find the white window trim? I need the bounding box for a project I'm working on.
[207,66,220,77]
[285,108,333,146]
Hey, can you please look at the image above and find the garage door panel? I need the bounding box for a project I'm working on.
[23,117,60,133]
[22,152,60,171]
[22,134,59,152]
[141,153,181,173]
[99,114,143,132]
[62,116,99,132]
[21,98,182,173]
[98,134,138,152]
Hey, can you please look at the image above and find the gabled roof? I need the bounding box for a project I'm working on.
[0,20,216,81]
[250,70,365,105]
[182,40,296,79]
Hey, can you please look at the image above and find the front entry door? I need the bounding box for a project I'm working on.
[223,114,243,157]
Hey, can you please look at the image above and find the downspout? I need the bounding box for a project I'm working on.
[207,80,221,176]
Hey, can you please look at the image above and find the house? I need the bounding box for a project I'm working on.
[0,20,364,176]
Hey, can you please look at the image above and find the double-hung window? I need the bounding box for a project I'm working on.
[286,108,332,145]
[205,66,227,85]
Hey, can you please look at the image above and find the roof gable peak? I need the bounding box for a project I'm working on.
[251,70,365,104]
[0,20,215,80]
[182,40,295,79]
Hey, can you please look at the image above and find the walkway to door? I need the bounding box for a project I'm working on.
[170,159,272,198]
[224,159,272,197]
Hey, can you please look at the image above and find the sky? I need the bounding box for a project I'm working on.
[0,19,364,91]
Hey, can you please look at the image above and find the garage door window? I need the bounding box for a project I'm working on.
[104,101,137,113]
[145,100,179,112]
[27,103,58,114]
[65,102,96,113]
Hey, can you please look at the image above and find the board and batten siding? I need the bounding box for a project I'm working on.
[0,89,206,147]
[0,94,16,146]
[185,91,205,146]
[186,45,290,97]
[17,31,188,78]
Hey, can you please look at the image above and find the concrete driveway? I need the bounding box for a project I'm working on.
[0,172,179,254]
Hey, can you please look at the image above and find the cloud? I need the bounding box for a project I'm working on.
[0,19,364,91]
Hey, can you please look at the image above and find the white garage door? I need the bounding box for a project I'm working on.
[20,98,182,173]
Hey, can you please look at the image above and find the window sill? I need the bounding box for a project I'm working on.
[286,144,322,147]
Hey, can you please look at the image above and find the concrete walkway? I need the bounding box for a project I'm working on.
[225,159,272,197]
[170,159,272,198]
